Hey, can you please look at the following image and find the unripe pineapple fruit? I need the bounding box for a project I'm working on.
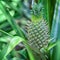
[25,3,50,54]
[27,3,50,53]
[26,19,50,54]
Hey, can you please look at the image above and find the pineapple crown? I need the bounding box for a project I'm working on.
[31,2,44,23]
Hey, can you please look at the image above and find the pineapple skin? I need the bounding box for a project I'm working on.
[26,19,50,54]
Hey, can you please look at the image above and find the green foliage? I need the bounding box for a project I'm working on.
[0,0,35,60]
[50,0,60,60]
[0,0,60,60]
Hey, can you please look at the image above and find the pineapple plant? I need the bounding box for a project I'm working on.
[0,0,59,60]
[25,2,50,57]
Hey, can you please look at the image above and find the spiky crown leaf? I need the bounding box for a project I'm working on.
[31,2,44,23]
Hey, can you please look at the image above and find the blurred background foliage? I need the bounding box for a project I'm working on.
[0,0,32,60]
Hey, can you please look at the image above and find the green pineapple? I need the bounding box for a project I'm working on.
[26,19,50,53]
[25,3,50,58]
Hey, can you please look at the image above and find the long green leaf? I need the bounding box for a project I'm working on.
[40,0,56,29]
[0,2,35,60]
[50,0,60,60]
[0,36,23,60]
[0,1,25,38]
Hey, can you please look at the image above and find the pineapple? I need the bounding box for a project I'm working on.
[26,19,50,54]
[25,2,50,54]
